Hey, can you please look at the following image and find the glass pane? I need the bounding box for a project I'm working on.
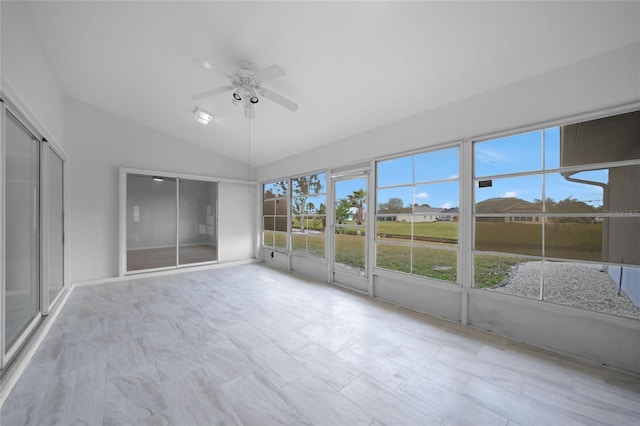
[292,232,325,257]
[474,254,539,299]
[414,147,459,183]
[414,181,459,210]
[335,177,367,225]
[263,230,275,247]
[377,186,412,214]
[545,219,603,261]
[605,265,640,319]
[301,195,326,214]
[412,247,457,283]
[274,232,288,249]
[376,216,412,244]
[5,112,40,349]
[335,228,366,275]
[263,216,288,232]
[376,243,411,274]
[264,180,287,199]
[545,171,606,212]
[541,261,640,319]
[559,110,640,167]
[604,217,640,265]
[544,127,560,169]
[47,146,64,303]
[413,220,458,247]
[475,217,542,256]
[178,179,217,265]
[546,216,640,264]
[377,156,413,187]
[475,130,542,177]
[475,175,542,213]
[263,198,288,216]
[292,173,326,195]
[127,175,177,271]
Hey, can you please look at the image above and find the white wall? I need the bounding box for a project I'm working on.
[64,97,254,282]
[0,0,64,146]
[255,43,640,374]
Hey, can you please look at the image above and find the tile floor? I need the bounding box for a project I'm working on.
[2,264,640,425]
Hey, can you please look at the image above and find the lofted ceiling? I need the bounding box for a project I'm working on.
[21,1,640,167]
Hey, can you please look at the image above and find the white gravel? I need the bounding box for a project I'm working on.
[491,261,640,320]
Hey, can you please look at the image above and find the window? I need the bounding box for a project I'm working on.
[262,172,327,257]
[291,173,326,257]
[375,146,460,282]
[473,110,640,320]
[263,180,289,250]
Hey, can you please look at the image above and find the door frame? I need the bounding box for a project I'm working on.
[329,168,371,293]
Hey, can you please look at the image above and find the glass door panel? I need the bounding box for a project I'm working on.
[332,176,368,289]
[46,145,64,304]
[126,175,177,271]
[178,179,217,265]
[4,112,40,350]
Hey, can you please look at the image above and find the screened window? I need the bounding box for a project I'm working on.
[263,180,289,250]
[473,109,640,321]
[375,146,460,283]
[291,173,327,257]
[262,173,327,257]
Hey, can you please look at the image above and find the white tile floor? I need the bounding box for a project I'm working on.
[2,264,640,425]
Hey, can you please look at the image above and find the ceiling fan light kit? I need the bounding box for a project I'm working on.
[193,107,213,125]
[192,58,298,119]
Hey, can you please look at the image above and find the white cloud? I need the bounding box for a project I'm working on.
[442,202,452,209]
[415,192,429,199]
[448,174,459,179]
[503,191,518,198]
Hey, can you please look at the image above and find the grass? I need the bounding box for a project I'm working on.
[266,220,604,287]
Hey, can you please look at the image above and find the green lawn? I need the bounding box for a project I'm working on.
[266,220,604,287]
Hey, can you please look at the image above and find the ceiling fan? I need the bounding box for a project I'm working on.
[191,58,298,119]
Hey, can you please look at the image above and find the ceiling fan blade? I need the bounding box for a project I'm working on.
[260,87,298,112]
[191,85,235,100]
[254,64,285,83]
[192,58,213,70]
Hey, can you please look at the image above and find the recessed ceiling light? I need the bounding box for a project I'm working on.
[193,107,213,125]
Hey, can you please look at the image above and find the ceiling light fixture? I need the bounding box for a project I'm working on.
[152,176,164,182]
[193,107,213,125]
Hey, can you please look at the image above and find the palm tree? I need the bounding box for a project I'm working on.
[348,189,366,225]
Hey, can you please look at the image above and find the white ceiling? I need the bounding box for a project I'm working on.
[23,1,640,166]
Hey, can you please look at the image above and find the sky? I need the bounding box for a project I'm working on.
[270,126,610,211]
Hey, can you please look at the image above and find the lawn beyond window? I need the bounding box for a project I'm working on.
[375,146,460,283]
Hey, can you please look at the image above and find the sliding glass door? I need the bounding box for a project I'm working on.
[2,102,66,369]
[126,175,178,271]
[179,179,217,265]
[123,172,218,274]
[45,145,65,306]
[4,111,40,352]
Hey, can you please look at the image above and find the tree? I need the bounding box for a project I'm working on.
[335,198,351,225]
[347,189,366,225]
[312,203,327,231]
[290,174,324,231]
[378,197,407,213]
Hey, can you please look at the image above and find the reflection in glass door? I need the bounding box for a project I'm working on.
[126,175,178,271]
[124,173,218,273]
[4,111,40,353]
[46,145,64,305]
[178,179,217,265]
[332,175,368,292]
